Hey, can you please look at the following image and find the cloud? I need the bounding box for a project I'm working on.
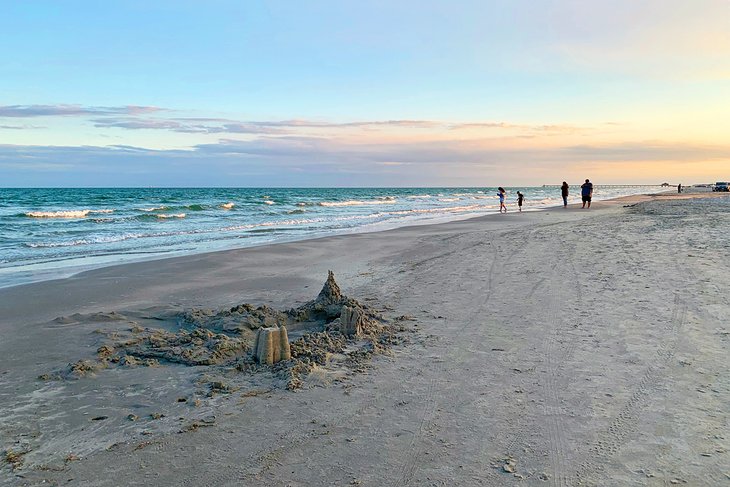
[450,122,586,135]
[532,0,730,79]
[0,124,45,130]
[88,114,599,139]
[92,118,185,130]
[0,103,603,141]
[91,116,443,134]
[1,138,727,187]
[0,104,165,118]
[92,118,290,135]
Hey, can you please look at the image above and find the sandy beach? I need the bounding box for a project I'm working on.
[1,191,729,486]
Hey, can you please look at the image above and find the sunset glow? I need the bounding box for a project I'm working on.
[2,0,729,186]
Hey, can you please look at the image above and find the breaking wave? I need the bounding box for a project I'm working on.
[24,209,113,218]
[156,213,186,219]
[319,198,397,207]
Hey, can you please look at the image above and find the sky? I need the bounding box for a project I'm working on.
[1,0,729,187]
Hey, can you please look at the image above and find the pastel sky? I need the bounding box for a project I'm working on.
[2,0,729,187]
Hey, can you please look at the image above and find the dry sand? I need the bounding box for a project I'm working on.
[1,191,729,486]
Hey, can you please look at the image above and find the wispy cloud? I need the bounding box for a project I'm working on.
[92,117,442,134]
[0,103,603,140]
[92,118,289,135]
[449,122,586,135]
[2,138,727,186]
[0,124,45,130]
[0,104,165,118]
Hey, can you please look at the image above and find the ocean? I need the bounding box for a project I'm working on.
[0,186,660,288]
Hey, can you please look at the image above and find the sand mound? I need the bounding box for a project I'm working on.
[116,328,247,366]
[41,271,405,391]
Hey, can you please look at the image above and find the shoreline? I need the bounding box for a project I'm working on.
[0,188,694,291]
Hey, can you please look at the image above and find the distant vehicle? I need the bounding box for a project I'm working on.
[713,182,729,192]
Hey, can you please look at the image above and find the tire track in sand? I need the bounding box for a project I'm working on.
[539,240,582,487]
[395,230,529,486]
[573,293,687,485]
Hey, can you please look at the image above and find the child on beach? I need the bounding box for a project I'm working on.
[497,187,506,213]
[517,191,524,212]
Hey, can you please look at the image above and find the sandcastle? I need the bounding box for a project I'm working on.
[339,305,364,337]
[43,270,396,382]
[252,326,291,364]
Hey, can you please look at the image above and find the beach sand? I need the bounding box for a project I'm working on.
[1,191,729,486]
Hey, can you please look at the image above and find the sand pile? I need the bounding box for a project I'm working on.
[42,271,403,390]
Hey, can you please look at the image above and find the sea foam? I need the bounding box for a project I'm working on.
[156,213,186,219]
[25,209,113,218]
[319,198,397,207]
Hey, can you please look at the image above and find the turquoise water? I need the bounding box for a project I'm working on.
[0,186,660,287]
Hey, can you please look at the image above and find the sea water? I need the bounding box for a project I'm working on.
[0,186,661,287]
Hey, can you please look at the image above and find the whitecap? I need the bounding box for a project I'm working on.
[319,199,397,207]
[26,233,147,248]
[156,213,186,219]
[25,210,91,218]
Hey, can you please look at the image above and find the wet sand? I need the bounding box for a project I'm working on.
[1,191,729,486]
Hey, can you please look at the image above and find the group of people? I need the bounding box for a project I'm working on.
[563,179,594,209]
[496,179,594,212]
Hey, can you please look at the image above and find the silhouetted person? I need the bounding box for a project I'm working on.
[561,181,569,207]
[517,191,524,211]
[581,179,593,208]
[678,183,682,193]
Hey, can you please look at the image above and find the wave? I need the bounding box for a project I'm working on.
[138,206,169,212]
[406,194,432,199]
[318,199,397,207]
[135,212,187,221]
[24,209,113,218]
[26,233,148,248]
[156,213,186,219]
[220,202,235,209]
[438,198,460,202]
[364,203,493,220]
[139,204,206,213]
[221,218,322,232]
[286,209,306,214]
[18,202,500,254]
[263,200,275,205]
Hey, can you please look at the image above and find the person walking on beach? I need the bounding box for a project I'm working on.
[581,179,593,208]
[678,183,682,193]
[561,181,569,207]
[497,187,507,213]
[516,191,524,212]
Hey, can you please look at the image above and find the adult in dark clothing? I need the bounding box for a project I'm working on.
[517,191,524,211]
[581,179,593,208]
[561,181,569,207]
